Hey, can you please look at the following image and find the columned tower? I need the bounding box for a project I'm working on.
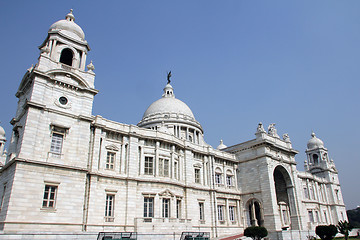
[1,10,98,233]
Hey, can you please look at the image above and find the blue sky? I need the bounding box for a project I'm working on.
[1,1,359,209]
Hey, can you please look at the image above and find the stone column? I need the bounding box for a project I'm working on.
[81,51,86,70]
[50,39,57,59]
[155,141,159,176]
[225,198,229,225]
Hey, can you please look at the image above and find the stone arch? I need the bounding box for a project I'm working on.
[313,154,319,165]
[245,198,264,227]
[59,48,74,66]
[273,165,297,229]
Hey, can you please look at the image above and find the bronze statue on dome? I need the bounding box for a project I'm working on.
[167,71,172,84]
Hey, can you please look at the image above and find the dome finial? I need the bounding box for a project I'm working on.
[217,139,227,150]
[311,131,316,138]
[163,73,175,98]
[65,9,75,22]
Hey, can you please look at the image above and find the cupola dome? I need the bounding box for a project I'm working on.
[138,78,203,134]
[49,9,85,41]
[217,140,227,150]
[142,83,195,120]
[307,132,324,150]
[0,126,5,141]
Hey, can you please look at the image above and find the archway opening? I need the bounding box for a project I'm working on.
[274,166,293,228]
[247,200,264,227]
[59,48,73,66]
[313,154,319,164]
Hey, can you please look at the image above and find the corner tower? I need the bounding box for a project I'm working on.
[305,132,336,177]
[7,9,98,168]
[304,132,348,223]
[0,10,98,233]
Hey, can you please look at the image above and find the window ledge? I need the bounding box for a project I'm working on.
[48,152,62,158]
[105,217,114,222]
[40,207,57,212]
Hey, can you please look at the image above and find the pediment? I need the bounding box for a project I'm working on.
[46,70,90,89]
[159,189,175,197]
[105,144,119,152]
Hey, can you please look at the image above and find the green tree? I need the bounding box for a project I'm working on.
[244,226,268,240]
[347,207,360,227]
[337,220,353,240]
[315,225,338,240]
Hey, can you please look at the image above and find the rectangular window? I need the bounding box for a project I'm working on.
[215,173,222,185]
[199,202,204,220]
[106,152,115,170]
[163,159,169,177]
[229,206,236,222]
[315,211,320,222]
[174,161,178,179]
[335,189,340,202]
[194,168,200,183]
[226,175,233,186]
[218,205,224,221]
[308,210,314,223]
[50,133,63,154]
[162,198,170,218]
[105,194,115,221]
[304,187,309,199]
[144,197,154,218]
[176,199,181,218]
[42,185,57,208]
[0,185,6,211]
[319,185,324,202]
[159,158,169,177]
[324,211,328,223]
[309,186,313,199]
[144,157,154,175]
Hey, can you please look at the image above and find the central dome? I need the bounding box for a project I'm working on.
[138,82,203,133]
[142,97,195,119]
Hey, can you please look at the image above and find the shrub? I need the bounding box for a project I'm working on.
[244,226,268,240]
[316,225,338,240]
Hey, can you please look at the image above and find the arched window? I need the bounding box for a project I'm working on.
[313,154,319,164]
[59,48,73,66]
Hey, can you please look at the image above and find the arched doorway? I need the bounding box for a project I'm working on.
[273,166,293,228]
[246,199,264,227]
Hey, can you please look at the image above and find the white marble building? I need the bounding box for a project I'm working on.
[0,10,347,240]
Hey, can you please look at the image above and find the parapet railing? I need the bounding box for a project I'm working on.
[97,232,137,240]
[179,232,210,240]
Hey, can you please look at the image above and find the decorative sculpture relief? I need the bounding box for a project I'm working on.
[282,133,291,143]
[268,123,280,138]
[257,122,266,133]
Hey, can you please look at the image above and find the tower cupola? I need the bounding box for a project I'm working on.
[305,131,337,175]
[38,9,90,72]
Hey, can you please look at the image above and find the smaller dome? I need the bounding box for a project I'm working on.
[0,126,5,141]
[0,126,5,137]
[217,140,227,150]
[307,132,324,150]
[49,9,85,40]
